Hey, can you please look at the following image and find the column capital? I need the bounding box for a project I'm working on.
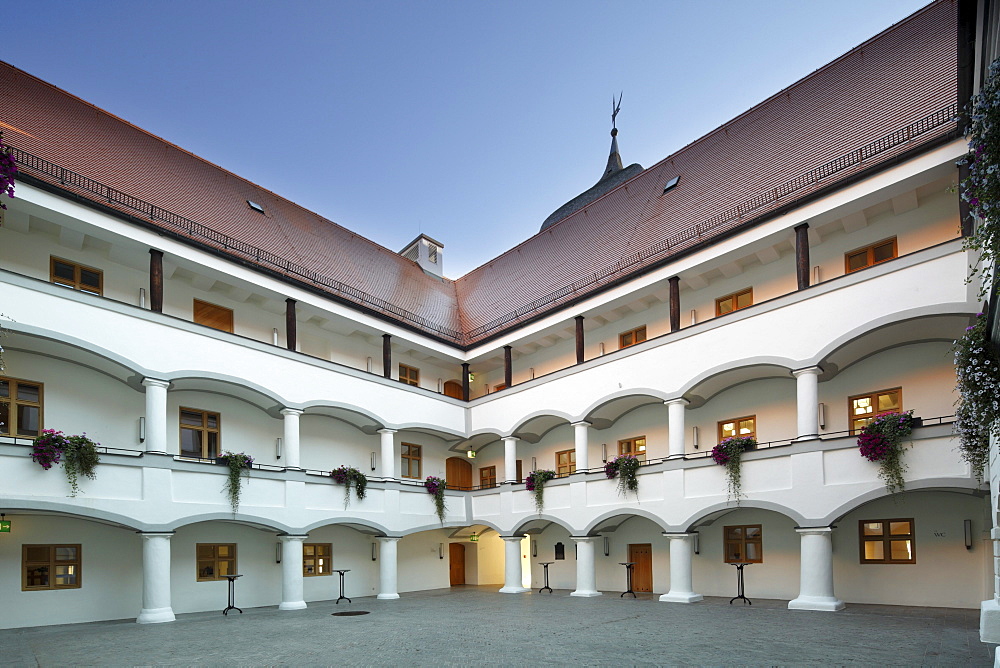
[137,531,175,538]
[794,526,835,536]
[500,535,525,542]
[377,428,397,435]
[279,408,304,417]
[377,536,402,543]
[278,534,309,542]
[791,366,823,378]
[664,398,689,408]
[141,377,170,390]
[570,421,592,428]
[662,532,697,540]
[502,435,519,443]
[570,536,596,543]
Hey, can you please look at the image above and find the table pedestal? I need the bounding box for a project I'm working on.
[538,562,553,594]
[333,569,351,604]
[729,563,752,605]
[619,562,636,598]
[223,574,243,615]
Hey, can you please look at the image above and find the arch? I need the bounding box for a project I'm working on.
[677,359,797,407]
[675,500,807,532]
[509,514,576,536]
[507,410,574,442]
[581,389,671,429]
[819,478,983,527]
[301,516,394,535]
[0,499,145,531]
[168,513,296,534]
[582,508,671,536]
[168,372,287,415]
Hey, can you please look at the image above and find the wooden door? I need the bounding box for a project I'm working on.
[628,543,653,593]
[449,543,466,585]
[446,457,472,490]
[443,381,463,399]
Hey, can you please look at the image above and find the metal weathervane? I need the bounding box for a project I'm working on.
[611,92,623,131]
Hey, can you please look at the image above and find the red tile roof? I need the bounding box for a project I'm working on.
[0,0,959,348]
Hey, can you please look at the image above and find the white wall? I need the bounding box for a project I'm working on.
[397,529,450,593]
[302,524,379,600]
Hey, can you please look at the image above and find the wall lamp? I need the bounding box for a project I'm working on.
[439,543,445,559]
[370,452,377,471]
[602,444,608,463]
[531,540,537,557]
[965,519,973,550]
[818,403,826,429]
[138,417,146,444]
[275,437,282,460]
[275,542,282,564]
[371,543,377,561]
[603,536,610,557]
[693,532,700,555]
[272,328,280,346]
[692,426,699,450]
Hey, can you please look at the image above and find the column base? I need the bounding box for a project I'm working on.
[377,593,400,600]
[278,600,307,611]
[981,599,1000,643]
[788,596,845,611]
[792,434,820,442]
[659,591,703,603]
[570,590,602,597]
[498,586,530,594]
[136,607,176,624]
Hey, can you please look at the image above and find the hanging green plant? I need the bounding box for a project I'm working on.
[330,465,368,508]
[856,411,914,495]
[712,436,756,505]
[954,313,1000,480]
[604,454,640,497]
[219,451,254,513]
[424,475,447,524]
[63,433,100,498]
[525,469,556,514]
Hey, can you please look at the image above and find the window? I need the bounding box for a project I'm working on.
[303,543,332,576]
[180,408,220,459]
[22,544,81,590]
[724,525,762,563]
[0,376,43,438]
[401,443,421,479]
[619,326,647,349]
[618,436,646,462]
[399,364,420,387]
[859,519,915,564]
[479,465,497,489]
[50,257,102,296]
[556,449,576,477]
[849,388,902,434]
[845,237,897,273]
[718,415,756,441]
[716,288,753,316]
[193,299,234,333]
[197,543,237,581]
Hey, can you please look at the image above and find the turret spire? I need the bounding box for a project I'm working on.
[603,92,624,179]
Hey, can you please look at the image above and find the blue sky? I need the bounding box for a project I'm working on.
[8,0,929,277]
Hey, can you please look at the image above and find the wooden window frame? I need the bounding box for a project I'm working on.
[618,436,646,462]
[22,544,82,591]
[723,525,762,564]
[0,375,44,438]
[848,387,903,434]
[303,543,332,577]
[401,442,422,479]
[50,257,103,296]
[715,288,753,317]
[844,237,898,274]
[556,449,576,477]
[479,465,497,489]
[179,408,221,459]
[618,325,647,349]
[718,415,756,442]
[196,543,238,581]
[399,364,420,387]
[193,299,234,333]
[859,518,915,564]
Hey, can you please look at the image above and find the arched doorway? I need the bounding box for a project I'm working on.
[443,380,463,399]
[446,457,472,490]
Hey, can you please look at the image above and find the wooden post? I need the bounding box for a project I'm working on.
[957,0,976,135]
[461,363,470,401]
[383,334,392,379]
[668,276,680,332]
[503,346,513,388]
[575,316,585,364]
[285,298,297,351]
[148,249,163,313]
[794,223,810,290]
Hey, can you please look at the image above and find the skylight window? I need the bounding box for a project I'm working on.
[247,200,265,214]
[662,176,680,194]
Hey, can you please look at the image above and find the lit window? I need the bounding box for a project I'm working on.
[718,415,756,442]
[715,288,753,316]
[845,237,897,273]
[50,257,103,296]
[401,443,422,479]
[0,376,43,438]
[197,543,237,581]
[193,299,234,333]
[399,364,420,387]
[859,519,915,564]
[724,525,762,563]
[619,326,647,349]
[618,436,646,462]
[849,388,902,433]
[556,449,576,477]
[22,545,81,590]
[180,408,220,459]
[479,466,497,489]
[303,543,332,577]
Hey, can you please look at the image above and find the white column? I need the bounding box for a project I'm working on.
[280,409,303,469]
[788,527,845,611]
[503,436,518,483]
[570,537,601,597]
[377,537,400,599]
[792,366,822,440]
[278,535,307,610]
[136,532,175,624]
[378,429,397,480]
[571,421,590,472]
[665,399,689,458]
[499,536,529,593]
[659,532,703,603]
[141,378,170,454]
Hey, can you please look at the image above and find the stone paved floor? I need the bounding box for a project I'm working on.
[2,586,994,666]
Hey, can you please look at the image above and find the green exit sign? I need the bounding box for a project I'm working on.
[0,520,10,533]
